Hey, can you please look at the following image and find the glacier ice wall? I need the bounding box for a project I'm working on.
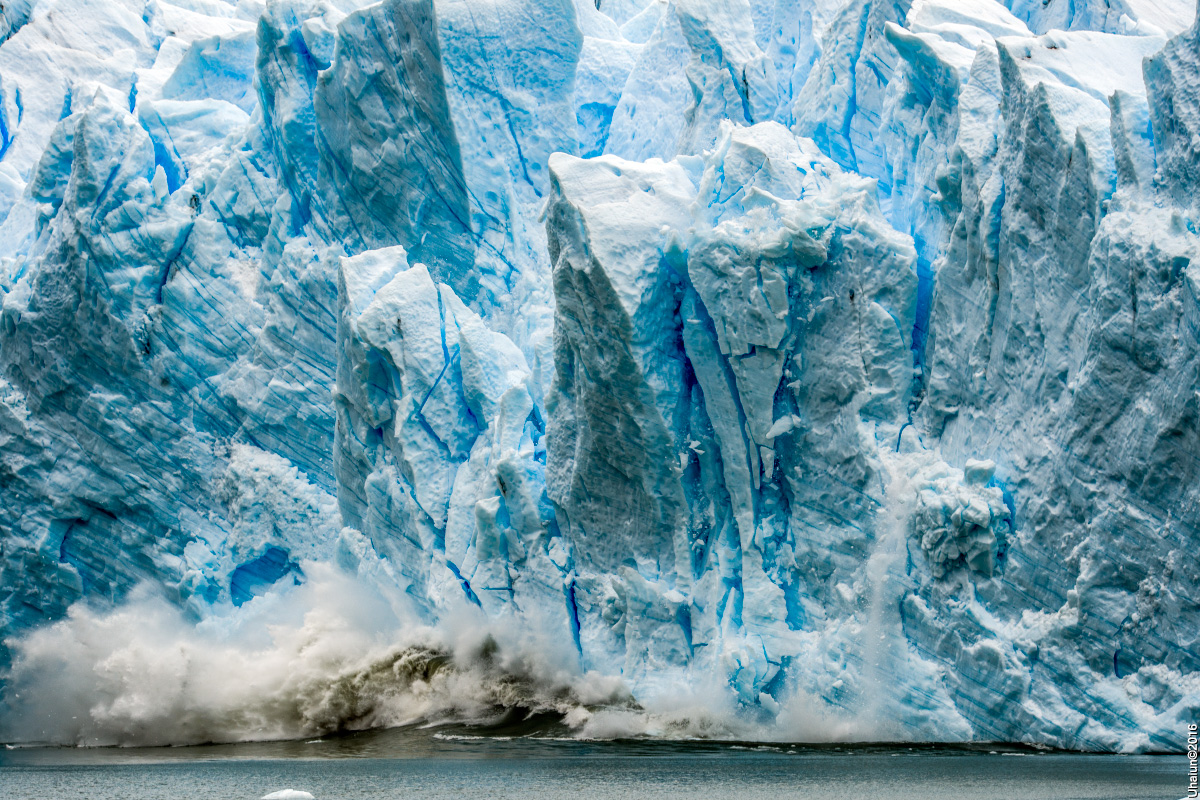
[0,0,1197,751]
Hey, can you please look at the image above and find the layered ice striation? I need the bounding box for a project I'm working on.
[0,0,1197,751]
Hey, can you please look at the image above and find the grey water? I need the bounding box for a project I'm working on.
[0,727,1188,800]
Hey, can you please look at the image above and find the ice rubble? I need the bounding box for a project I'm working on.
[0,0,1197,751]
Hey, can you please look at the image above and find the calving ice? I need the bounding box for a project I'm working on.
[0,0,1197,754]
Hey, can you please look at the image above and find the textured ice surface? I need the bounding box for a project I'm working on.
[0,0,1197,752]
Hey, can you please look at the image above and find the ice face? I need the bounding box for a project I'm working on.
[546,122,923,697]
[0,0,1197,752]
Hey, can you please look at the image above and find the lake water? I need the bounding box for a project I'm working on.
[0,727,1189,800]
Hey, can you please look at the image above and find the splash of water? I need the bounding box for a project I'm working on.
[0,565,631,747]
[1,558,902,747]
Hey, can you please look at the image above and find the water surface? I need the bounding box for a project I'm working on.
[1,727,1187,800]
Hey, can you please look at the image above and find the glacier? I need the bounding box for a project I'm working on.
[0,0,1197,752]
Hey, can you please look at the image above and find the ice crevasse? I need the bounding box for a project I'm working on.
[0,0,1197,752]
